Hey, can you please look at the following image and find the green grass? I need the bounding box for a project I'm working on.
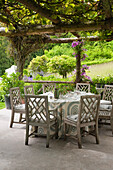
[0,102,5,110]
[87,61,113,79]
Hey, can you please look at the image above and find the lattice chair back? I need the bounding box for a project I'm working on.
[43,83,56,93]
[78,95,100,125]
[24,85,34,95]
[10,87,22,108]
[76,83,90,93]
[102,85,113,101]
[25,95,49,124]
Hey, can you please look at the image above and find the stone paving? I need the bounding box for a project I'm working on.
[0,108,113,170]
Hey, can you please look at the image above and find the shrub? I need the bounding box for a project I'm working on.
[0,85,4,102]
[28,55,48,75]
[1,72,25,96]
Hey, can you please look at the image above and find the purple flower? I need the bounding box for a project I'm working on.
[68,74,72,77]
[28,77,33,81]
[81,67,85,70]
[23,75,28,80]
[75,54,78,58]
[72,69,76,74]
[82,64,87,67]
[81,72,86,76]
[81,54,86,61]
[85,75,92,81]
[82,64,89,70]
[81,54,88,60]
[72,41,82,48]
[84,53,88,57]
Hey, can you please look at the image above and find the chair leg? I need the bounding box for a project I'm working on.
[95,124,99,144]
[110,116,113,135]
[19,113,22,122]
[10,110,15,128]
[46,127,50,148]
[77,127,82,149]
[64,123,66,140]
[34,126,38,137]
[25,124,29,145]
[55,122,58,139]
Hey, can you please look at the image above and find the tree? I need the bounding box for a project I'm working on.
[47,55,76,78]
[28,55,48,76]
[0,36,14,76]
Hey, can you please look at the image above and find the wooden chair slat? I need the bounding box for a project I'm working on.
[76,83,90,93]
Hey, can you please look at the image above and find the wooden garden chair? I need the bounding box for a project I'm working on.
[10,87,26,128]
[25,94,58,148]
[76,83,90,93]
[64,95,100,148]
[43,83,56,93]
[24,85,34,95]
[99,85,113,134]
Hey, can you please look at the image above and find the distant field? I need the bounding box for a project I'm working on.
[87,61,113,79]
[0,102,5,110]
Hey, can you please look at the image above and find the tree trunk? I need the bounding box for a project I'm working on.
[76,52,81,83]
[63,72,67,78]
[16,56,25,80]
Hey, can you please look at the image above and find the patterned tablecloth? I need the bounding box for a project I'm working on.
[37,91,93,137]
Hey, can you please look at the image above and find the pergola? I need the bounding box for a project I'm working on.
[0,0,113,81]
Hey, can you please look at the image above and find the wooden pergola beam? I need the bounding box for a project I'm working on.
[44,36,110,43]
[1,18,113,37]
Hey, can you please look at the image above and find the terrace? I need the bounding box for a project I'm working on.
[0,108,113,170]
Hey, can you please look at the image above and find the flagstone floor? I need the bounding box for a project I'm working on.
[0,108,113,170]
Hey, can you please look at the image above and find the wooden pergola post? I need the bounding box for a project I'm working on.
[76,51,81,83]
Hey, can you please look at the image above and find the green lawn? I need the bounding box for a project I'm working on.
[0,102,5,110]
[87,61,113,79]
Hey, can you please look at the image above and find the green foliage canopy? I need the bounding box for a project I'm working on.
[0,0,104,31]
[44,43,73,58]
[47,55,76,78]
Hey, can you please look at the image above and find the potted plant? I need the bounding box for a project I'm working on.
[1,72,24,109]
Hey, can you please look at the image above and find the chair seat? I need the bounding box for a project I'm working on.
[99,104,112,111]
[66,114,78,122]
[100,100,111,105]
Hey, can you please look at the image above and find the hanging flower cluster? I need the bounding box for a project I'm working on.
[72,41,92,81]
[81,65,92,81]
